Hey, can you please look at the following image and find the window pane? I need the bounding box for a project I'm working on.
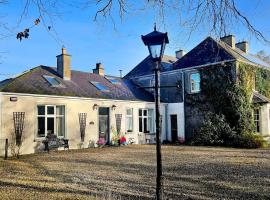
[56,117,65,137]
[47,117,55,135]
[47,106,54,115]
[91,81,108,91]
[44,76,61,86]
[37,117,45,137]
[143,110,147,116]
[139,118,142,132]
[139,109,142,116]
[190,73,200,92]
[143,118,148,133]
[126,108,132,115]
[126,117,133,131]
[38,106,45,115]
[56,106,65,115]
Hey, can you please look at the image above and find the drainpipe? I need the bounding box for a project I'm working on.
[181,71,186,139]
[165,103,168,141]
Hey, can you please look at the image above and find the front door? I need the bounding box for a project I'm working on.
[98,107,110,143]
[170,115,178,143]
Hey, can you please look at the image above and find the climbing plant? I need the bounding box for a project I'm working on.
[191,62,268,147]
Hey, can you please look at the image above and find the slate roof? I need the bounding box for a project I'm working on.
[124,55,177,79]
[0,66,154,102]
[173,36,270,70]
[252,91,269,104]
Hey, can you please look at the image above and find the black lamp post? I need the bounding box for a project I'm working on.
[141,25,169,200]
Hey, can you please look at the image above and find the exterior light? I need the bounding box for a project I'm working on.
[111,105,117,110]
[141,25,169,200]
[141,25,169,62]
[93,104,98,110]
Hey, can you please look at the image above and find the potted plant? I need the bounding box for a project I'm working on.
[97,138,105,148]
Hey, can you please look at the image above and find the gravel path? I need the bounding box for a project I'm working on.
[0,145,269,199]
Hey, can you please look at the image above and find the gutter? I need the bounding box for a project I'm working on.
[1,92,159,105]
[129,59,237,80]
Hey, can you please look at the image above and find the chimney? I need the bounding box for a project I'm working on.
[56,47,71,80]
[236,41,248,53]
[220,35,235,49]
[93,63,104,76]
[175,49,186,59]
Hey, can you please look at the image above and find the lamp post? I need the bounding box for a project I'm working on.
[141,25,169,200]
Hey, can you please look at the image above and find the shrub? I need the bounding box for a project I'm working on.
[236,132,268,148]
[191,112,237,146]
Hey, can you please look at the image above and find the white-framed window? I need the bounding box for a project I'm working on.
[37,105,65,138]
[139,108,154,133]
[190,72,200,93]
[126,108,133,133]
[254,108,260,133]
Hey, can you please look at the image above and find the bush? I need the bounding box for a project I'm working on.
[191,112,268,148]
[191,112,237,146]
[236,132,268,148]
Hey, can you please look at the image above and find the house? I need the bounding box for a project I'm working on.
[127,35,270,142]
[0,48,167,155]
[1,34,270,155]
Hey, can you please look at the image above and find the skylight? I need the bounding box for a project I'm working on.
[43,75,61,86]
[106,77,120,84]
[91,81,109,91]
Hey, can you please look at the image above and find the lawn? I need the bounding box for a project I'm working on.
[0,145,269,200]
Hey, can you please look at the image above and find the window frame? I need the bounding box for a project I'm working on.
[189,72,201,93]
[254,108,260,133]
[90,81,109,91]
[43,75,62,87]
[125,108,134,133]
[139,108,155,133]
[37,105,66,139]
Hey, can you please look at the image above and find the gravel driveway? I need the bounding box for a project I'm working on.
[0,145,269,199]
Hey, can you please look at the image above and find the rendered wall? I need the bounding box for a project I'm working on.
[0,93,167,155]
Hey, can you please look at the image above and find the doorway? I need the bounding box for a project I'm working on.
[170,115,178,143]
[98,107,110,144]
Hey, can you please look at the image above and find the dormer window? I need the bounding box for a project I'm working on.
[90,81,109,91]
[190,72,200,93]
[106,77,120,84]
[43,75,61,87]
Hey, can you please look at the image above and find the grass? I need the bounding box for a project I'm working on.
[0,145,270,199]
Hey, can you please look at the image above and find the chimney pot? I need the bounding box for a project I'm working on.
[220,35,235,49]
[236,41,249,53]
[175,50,186,59]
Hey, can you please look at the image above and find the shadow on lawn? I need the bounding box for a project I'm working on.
[3,147,270,200]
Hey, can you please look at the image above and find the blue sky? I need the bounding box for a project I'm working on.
[0,0,270,80]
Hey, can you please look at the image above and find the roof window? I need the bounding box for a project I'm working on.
[43,75,61,87]
[91,81,109,91]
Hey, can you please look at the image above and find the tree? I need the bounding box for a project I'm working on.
[0,0,269,43]
[256,50,270,64]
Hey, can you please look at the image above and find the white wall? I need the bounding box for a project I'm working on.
[0,92,167,155]
[166,103,185,141]
[261,104,270,138]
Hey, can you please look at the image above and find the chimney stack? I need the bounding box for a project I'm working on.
[93,63,104,76]
[56,47,71,80]
[175,49,186,59]
[236,41,248,53]
[220,35,235,49]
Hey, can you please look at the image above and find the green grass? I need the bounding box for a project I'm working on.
[0,145,270,199]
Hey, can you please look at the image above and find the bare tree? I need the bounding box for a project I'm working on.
[0,0,269,43]
[256,50,270,64]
